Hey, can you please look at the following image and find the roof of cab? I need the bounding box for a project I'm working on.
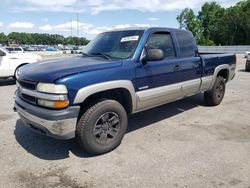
[102,27,188,34]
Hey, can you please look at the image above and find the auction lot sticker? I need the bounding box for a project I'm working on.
[121,36,139,42]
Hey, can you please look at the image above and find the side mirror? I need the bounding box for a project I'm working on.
[141,48,164,64]
[195,49,199,56]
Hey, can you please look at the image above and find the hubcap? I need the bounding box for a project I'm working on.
[93,112,120,145]
[215,81,224,99]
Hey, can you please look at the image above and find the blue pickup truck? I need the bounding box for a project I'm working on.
[14,27,236,154]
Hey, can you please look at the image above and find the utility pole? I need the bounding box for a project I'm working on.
[70,19,73,37]
[76,13,79,38]
[76,13,79,45]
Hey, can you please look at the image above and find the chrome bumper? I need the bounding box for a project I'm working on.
[14,95,80,140]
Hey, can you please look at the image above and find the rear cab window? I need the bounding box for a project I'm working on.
[175,31,196,58]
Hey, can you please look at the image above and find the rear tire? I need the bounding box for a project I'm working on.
[76,99,128,155]
[204,76,226,106]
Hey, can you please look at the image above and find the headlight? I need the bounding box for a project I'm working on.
[37,83,68,94]
[16,81,20,89]
[37,99,69,109]
[15,68,20,80]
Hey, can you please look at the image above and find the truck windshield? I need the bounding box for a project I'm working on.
[83,30,144,59]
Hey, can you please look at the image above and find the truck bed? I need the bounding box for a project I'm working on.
[199,53,236,77]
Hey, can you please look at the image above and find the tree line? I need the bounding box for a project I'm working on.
[0,32,90,46]
[177,0,250,45]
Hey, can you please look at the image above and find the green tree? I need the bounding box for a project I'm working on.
[198,2,225,44]
[65,36,89,45]
[176,8,203,43]
[177,0,250,45]
[217,0,250,45]
[4,32,89,45]
[0,32,7,45]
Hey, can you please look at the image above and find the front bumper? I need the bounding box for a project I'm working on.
[14,94,80,140]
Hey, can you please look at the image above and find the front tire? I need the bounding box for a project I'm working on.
[76,99,128,155]
[204,76,226,106]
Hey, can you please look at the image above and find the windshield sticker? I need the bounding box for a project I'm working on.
[120,36,139,42]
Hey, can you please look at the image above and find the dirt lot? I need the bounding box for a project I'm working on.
[0,55,249,188]
[29,51,79,61]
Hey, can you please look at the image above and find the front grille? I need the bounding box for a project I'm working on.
[21,93,36,104]
[18,80,36,90]
[17,80,37,105]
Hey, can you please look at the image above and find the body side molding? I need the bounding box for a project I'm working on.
[136,78,202,111]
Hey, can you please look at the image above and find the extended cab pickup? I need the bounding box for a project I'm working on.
[14,27,236,154]
[0,47,42,78]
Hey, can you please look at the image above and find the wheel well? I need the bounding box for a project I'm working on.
[15,63,29,72]
[217,69,229,82]
[79,88,133,115]
[13,63,29,79]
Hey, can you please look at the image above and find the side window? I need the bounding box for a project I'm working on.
[146,32,176,59]
[6,48,12,52]
[14,48,22,51]
[175,31,196,57]
[0,50,6,56]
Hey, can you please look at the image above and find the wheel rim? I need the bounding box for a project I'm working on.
[93,112,120,145]
[215,81,224,100]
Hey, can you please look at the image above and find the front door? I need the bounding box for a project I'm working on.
[135,32,182,110]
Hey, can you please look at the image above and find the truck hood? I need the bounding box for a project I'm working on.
[18,56,123,82]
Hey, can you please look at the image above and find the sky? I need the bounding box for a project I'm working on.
[0,0,241,39]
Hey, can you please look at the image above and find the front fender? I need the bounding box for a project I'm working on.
[73,80,137,112]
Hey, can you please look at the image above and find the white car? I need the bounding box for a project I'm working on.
[0,47,42,78]
[5,46,24,53]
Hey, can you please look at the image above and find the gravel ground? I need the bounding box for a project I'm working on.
[0,55,249,188]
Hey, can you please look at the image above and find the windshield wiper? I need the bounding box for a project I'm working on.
[91,52,111,60]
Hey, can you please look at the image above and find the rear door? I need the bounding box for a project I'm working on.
[174,31,202,96]
[135,31,183,110]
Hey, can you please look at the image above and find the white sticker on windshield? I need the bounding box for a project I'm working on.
[120,36,139,42]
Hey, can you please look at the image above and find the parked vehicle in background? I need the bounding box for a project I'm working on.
[245,50,250,58]
[14,27,236,155]
[23,46,37,52]
[5,46,24,53]
[0,47,42,78]
[246,56,250,71]
[77,46,86,54]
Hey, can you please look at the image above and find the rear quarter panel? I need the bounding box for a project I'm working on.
[200,53,236,77]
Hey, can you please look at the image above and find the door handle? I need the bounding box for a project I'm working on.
[173,64,180,71]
